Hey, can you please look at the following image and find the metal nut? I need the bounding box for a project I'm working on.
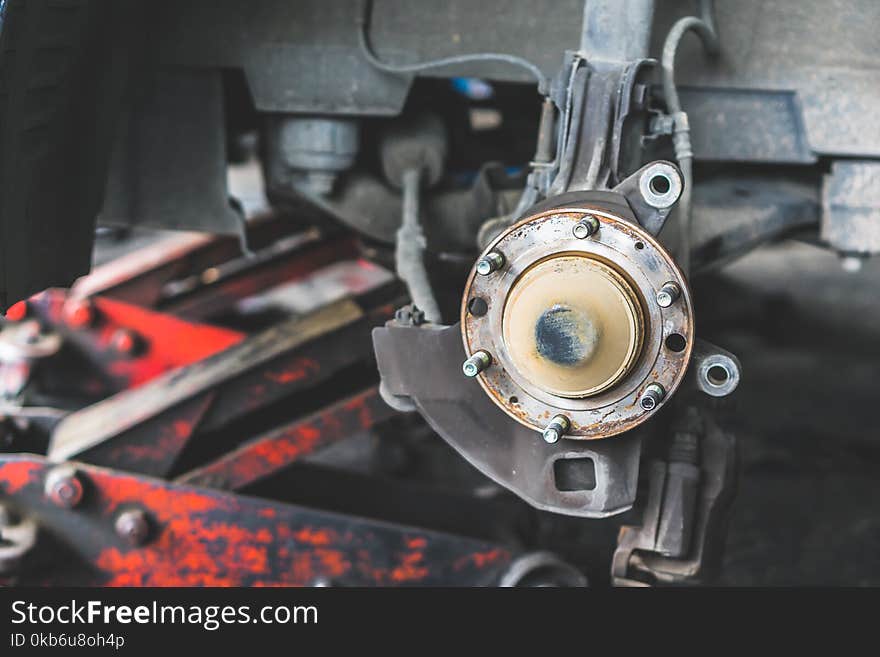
[114,509,151,546]
[111,329,141,356]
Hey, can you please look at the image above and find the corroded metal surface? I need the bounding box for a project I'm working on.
[374,322,644,517]
[48,299,366,468]
[462,205,694,439]
[177,386,395,491]
[0,455,514,586]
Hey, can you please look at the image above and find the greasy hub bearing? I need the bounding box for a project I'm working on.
[461,202,694,440]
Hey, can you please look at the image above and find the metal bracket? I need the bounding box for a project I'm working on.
[373,322,642,518]
[690,338,741,398]
[0,454,519,586]
[613,161,684,236]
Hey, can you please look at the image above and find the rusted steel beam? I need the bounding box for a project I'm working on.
[46,298,397,477]
[177,386,395,491]
[25,289,244,392]
[0,455,514,586]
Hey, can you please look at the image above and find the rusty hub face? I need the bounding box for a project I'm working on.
[461,201,694,440]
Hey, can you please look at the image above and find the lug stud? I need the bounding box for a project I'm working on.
[640,383,666,411]
[462,350,492,377]
[542,414,571,443]
[656,282,681,308]
[572,215,600,239]
[476,252,505,276]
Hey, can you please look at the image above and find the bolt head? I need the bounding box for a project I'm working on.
[63,299,95,329]
[394,305,426,326]
[115,509,150,546]
[476,259,493,276]
[45,467,84,509]
[462,361,479,377]
[111,329,140,355]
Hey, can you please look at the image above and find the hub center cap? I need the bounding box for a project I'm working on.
[502,254,643,398]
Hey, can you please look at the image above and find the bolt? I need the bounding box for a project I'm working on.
[200,267,221,285]
[111,329,141,356]
[394,304,426,326]
[115,509,151,546]
[63,299,96,329]
[542,415,570,444]
[462,350,492,377]
[572,215,600,239]
[640,383,666,411]
[656,282,681,308]
[44,466,84,509]
[476,251,505,276]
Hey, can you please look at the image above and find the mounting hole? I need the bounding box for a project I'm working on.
[554,458,596,492]
[649,174,671,196]
[665,333,687,353]
[707,364,730,386]
[634,241,645,250]
[509,396,519,404]
[698,355,740,397]
[639,162,682,209]
[468,297,488,317]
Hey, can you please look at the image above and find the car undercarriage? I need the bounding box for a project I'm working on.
[0,0,878,587]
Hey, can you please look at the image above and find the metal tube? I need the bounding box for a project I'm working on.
[579,0,656,62]
[660,2,720,275]
[395,168,442,323]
